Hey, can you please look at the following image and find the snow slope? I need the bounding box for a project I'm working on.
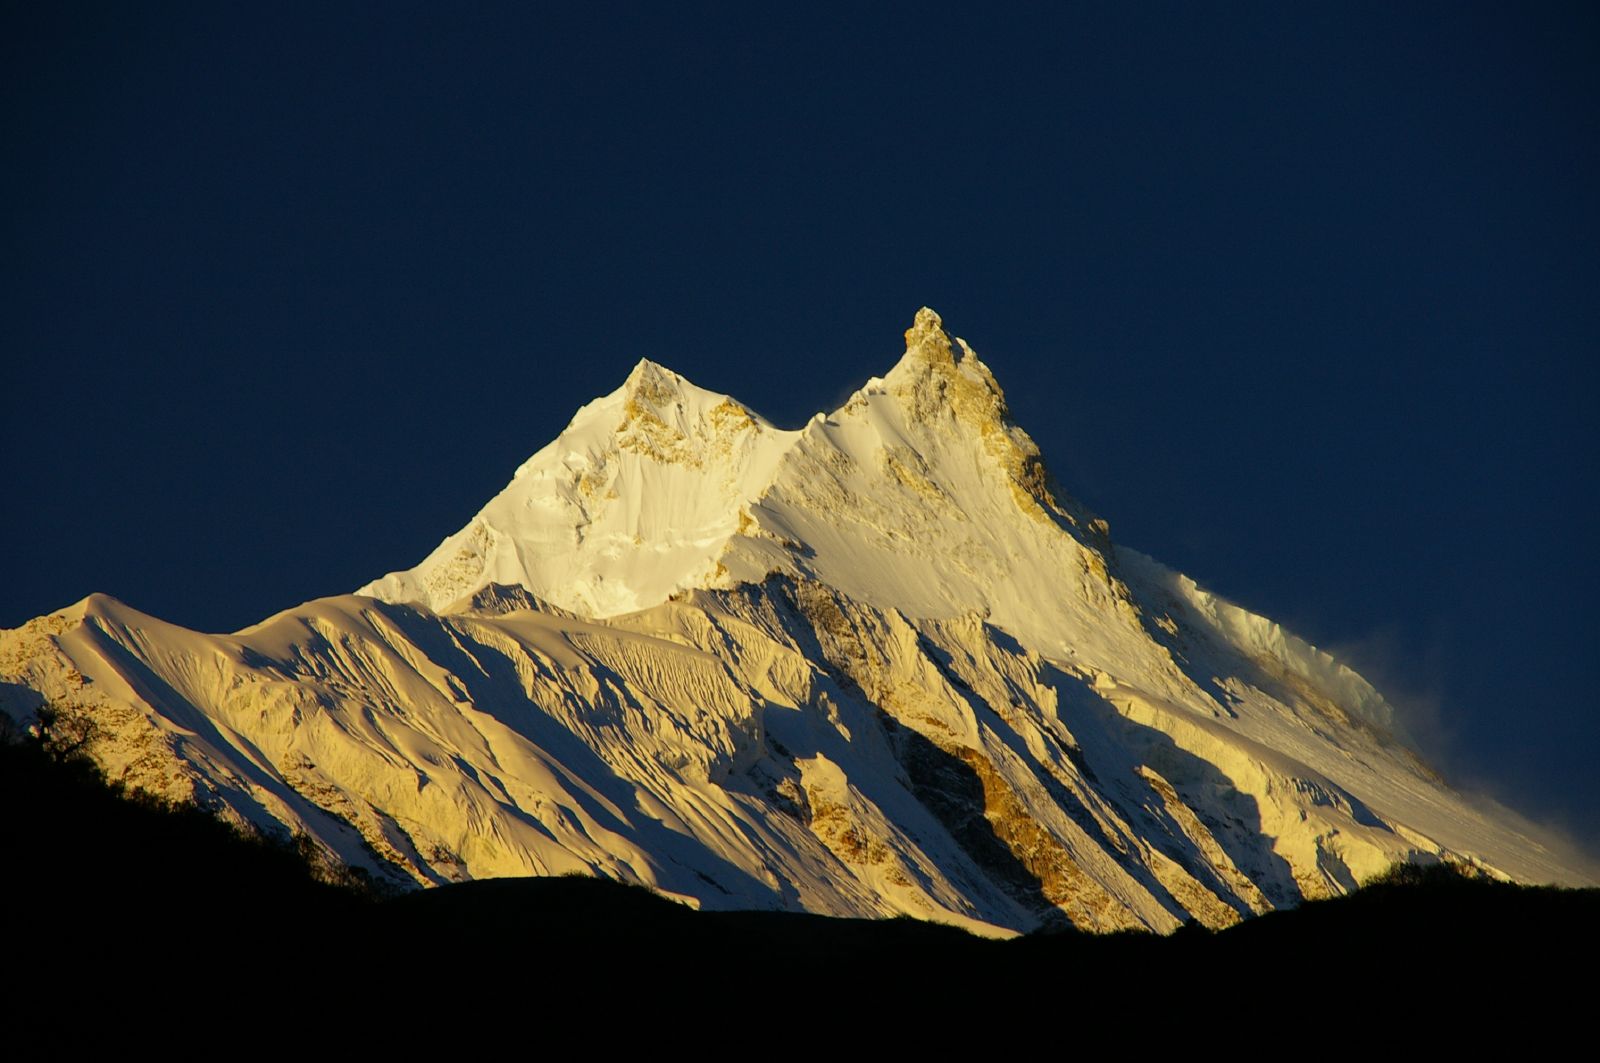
[3,309,1589,935]
[359,359,798,617]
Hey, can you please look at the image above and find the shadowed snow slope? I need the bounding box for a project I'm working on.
[3,309,1590,934]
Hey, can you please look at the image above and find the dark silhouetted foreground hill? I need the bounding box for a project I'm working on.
[5,730,1594,1011]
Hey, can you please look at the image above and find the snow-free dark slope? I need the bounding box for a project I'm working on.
[2,310,1587,935]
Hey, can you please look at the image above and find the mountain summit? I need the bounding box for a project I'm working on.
[4,309,1588,934]
[362,307,1096,639]
[359,349,797,616]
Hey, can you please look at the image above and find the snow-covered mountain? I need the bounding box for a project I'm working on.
[3,309,1588,933]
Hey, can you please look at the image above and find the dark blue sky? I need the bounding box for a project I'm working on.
[5,4,1597,853]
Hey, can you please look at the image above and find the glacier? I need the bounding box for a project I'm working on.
[2,308,1588,934]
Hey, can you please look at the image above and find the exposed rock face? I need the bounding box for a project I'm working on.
[3,310,1589,935]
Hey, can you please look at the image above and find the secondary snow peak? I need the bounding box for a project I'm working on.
[358,346,800,616]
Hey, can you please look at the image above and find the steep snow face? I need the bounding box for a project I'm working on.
[720,308,1159,679]
[360,359,799,616]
